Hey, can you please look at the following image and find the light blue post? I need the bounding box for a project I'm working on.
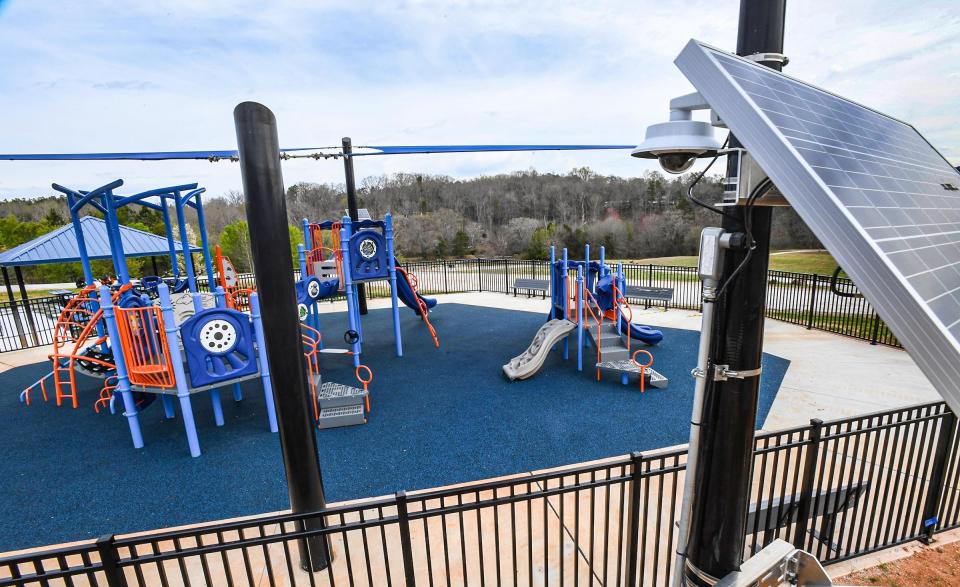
[213,286,226,309]
[385,213,403,358]
[162,395,175,418]
[102,192,130,284]
[67,195,95,286]
[599,246,606,279]
[297,244,308,277]
[193,192,216,293]
[161,202,180,280]
[98,286,144,449]
[341,216,364,344]
[158,284,201,457]
[613,263,626,336]
[576,275,584,372]
[67,193,108,350]
[174,193,198,295]
[584,243,591,293]
[249,292,278,433]
[340,224,361,367]
[302,218,312,264]
[562,248,570,360]
[548,245,556,321]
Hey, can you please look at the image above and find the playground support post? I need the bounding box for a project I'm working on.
[683,1,786,584]
[342,137,367,315]
[385,213,403,357]
[234,101,330,571]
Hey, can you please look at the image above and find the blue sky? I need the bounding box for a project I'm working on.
[0,0,957,199]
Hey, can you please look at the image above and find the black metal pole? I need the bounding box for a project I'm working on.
[684,1,786,584]
[342,137,368,315]
[234,101,330,571]
[2,266,27,348]
[151,255,159,276]
[14,266,39,346]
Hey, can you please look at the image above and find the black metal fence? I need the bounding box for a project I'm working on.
[3,400,958,586]
[0,259,899,354]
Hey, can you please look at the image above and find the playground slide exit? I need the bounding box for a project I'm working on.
[394,258,437,315]
[502,319,576,381]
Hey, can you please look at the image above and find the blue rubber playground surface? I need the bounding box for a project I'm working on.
[0,303,788,551]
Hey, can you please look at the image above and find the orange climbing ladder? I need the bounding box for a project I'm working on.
[21,284,129,409]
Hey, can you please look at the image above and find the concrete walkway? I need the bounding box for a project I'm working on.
[351,291,941,430]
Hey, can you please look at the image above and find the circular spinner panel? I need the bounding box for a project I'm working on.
[358,237,378,260]
[199,319,238,353]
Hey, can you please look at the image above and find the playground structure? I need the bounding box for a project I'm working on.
[503,244,669,389]
[301,213,439,365]
[19,179,279,457]
[293,212,440,428]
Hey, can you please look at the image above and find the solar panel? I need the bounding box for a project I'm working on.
[675,40,960,413]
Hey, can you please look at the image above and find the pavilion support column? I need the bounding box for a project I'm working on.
[2,266,28,349]
[14,266,39,346]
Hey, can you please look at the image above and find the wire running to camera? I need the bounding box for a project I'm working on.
[714,176,771,299]
[685,136,738,222]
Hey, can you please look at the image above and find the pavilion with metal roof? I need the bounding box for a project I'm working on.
[0,216,200,348]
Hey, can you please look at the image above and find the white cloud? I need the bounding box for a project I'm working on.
[0,0,957,199]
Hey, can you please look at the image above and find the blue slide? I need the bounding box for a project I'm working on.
[617,314,664,345]
[394,258,437,316]
[595,274,664,345]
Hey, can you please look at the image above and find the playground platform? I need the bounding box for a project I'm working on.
[0,291,938,554]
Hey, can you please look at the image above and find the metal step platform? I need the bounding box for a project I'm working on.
[317,404,366,429]
[596,360,669,389]
[316,381,367,409]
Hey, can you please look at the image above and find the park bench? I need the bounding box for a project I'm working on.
[623,285,674,309]
[512,278,549,298]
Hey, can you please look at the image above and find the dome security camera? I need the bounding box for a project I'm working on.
[631,92,724,174]
[658,152,698,174]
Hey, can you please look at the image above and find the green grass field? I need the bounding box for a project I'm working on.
[624,250,843,276]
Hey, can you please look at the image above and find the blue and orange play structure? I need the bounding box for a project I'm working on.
[19,179,282,457]
[300,213,439,367]
[504,243,669,389]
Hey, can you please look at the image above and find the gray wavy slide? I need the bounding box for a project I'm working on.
[502,319,576,381]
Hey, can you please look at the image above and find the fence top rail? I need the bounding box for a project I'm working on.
[112,494,397,549]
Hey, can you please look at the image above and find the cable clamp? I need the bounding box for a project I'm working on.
[713,364,762,381]
[691,366,706,379]
[743,52,789,66]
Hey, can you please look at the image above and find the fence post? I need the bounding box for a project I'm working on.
[396,491,418,586]
[806,275,818,330]
[869,314,881,345]
[793,419,824,548]
[477,258,482,292]
[921,410,957,543]
[503,258,509,294]
[625,451,644,586]
[96,534,126,587]
[443,262,449,294]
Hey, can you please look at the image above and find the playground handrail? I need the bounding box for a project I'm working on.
[611,280,634,355]
[580,286,604,382]
[396,266,440,348]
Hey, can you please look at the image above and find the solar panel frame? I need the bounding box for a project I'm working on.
[675,40,960,413]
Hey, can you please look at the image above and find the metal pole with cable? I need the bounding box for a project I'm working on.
[342,137,368,315]
[682,1,787,584]
[234,101,330,571]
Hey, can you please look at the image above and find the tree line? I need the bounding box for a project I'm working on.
[0,167,820,282]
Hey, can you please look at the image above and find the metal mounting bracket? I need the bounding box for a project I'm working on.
[691,364,763,381]
[713,364,762,381]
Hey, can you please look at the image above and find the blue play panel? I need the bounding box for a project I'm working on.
[0,303,788,551]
